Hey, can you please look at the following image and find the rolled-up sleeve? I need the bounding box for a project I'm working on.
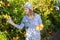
[15,23,24,29]
[15,16,26,29]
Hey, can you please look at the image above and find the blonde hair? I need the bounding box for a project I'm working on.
[29,9,34,15]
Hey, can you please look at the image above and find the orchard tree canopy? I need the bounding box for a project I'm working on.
[0,0,60,40]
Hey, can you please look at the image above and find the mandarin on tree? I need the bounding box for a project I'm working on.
[38,3,43,7]
[7,3,10,6]
[1,2,5,6]
[3,14,10,19]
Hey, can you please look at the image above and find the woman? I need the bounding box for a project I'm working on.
[7,2,43,40]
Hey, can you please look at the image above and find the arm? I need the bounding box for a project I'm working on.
[38,15,44,30]
[36,15,44,31]
[7,16,26,29]
[10,22,24,29]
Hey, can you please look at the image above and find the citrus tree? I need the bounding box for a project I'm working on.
[0,0,60,40]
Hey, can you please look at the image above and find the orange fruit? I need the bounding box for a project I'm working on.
[7,3,10,6]
[38,3,43,7]
[36,25,40,30]
[1,2,5,6]
[39,24,44,29]
[3,14,10,19]
[13,37,19,40]
[36,24,44,30]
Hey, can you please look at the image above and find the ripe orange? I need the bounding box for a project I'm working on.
[36,24,44,30]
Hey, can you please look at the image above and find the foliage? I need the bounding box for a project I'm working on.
[0,0,60,40]
[0,31,11,40]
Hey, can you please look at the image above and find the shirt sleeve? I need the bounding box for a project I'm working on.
[15,16,26,29]
[37,14,42,25]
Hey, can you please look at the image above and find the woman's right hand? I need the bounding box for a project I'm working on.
[7,16,14,24]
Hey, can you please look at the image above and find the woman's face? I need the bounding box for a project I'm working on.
[24,8,30,15]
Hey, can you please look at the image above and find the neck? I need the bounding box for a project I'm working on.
[28,12,34,16]
[27,12,35,19]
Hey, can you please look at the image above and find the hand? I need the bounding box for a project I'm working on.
[7,16,13,24]
[36,24,44,31]
[36,25,40,31]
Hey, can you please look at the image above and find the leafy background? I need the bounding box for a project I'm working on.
[0,0,60,40]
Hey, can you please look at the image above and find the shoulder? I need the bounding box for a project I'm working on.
[23,16,27,20]
[22,15,28,22]
[35,13,41,18]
